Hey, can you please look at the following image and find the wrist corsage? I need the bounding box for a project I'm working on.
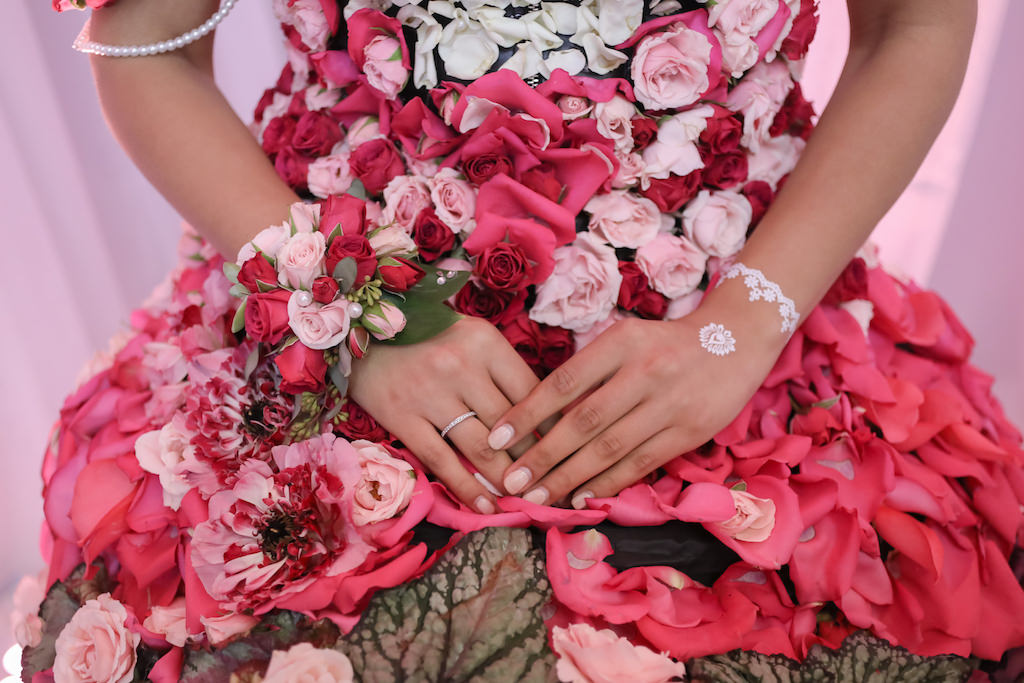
[225,197,467,396]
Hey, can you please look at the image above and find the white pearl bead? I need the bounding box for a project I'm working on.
[347,302,364,319]
[72,0,237,58]
[296,291,313,307]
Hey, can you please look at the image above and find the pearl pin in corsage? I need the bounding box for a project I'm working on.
[699,323,736,356]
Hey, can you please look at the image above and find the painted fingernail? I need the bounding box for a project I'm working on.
[523,487,548,506]
[571,490,594,510]
[474,472,501,496]
[504,467,532,494]
[488,424,515,450]
[475,496,495,515]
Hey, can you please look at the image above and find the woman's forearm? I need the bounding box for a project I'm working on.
[700,0,977,342]
[89,2,299,258]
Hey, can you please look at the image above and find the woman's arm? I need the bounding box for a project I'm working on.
[491,0,978,506]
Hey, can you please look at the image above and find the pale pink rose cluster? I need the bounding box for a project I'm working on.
[709,0,780,77]
[551,623,686,683]
[531,232,623,333]
[272,0,331,52]
[289,290,352,349]
[53,594,140,683]
[263,642,355,682]
[379,168,476,235]
[726,59,793,152]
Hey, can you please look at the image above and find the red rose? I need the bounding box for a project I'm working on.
[500,312,574,375]
[262,116,298,156]
[311,276,340,304]
[770,84,816,140]
[520,164,563,203]
[336,399,389,442]
[463,153,514,185]
[378,257,425,292]
[617,262,669,320]
[319,194,367,237]
[474,242,530,291]
[413,209,456,262]
[742,180,774,229]
[326,234,377,285]
[275,63,296,94]
[640,170,703,213]
[349,138,405,195]
[244,290,292,344]
[254,88,278,124]
[237,254,278,294]
[537,323,573,371]
[700,109,742,155]
[702,151,748,190]
[291,111,343,157]
[274,147,311,192]
[275,341,327,394]
[453,281,524,325]
[781,0,819,61]
[500,313,541,369]
[822,257,869,305]
[631,117,659,151]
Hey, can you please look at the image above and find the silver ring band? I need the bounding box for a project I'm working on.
[440,411,477,439]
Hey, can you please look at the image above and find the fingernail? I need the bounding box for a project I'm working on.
[504,467,531,494]
[523,487,548,506]
[488,424,515,450]
[571,490,594,510]
[474,472,501,496]
[474,496,495,515]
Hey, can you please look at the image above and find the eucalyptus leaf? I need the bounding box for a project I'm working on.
[228,283,250,298]
[328,362,349,398]
[223,261,241,284]
[256,278,278,294]
[231,299,248,334]
[380,265,469,345]
[336,526,557,682]
[333,257,358,293]
[348,179,368,200]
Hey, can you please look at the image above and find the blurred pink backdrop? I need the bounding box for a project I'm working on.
[2,0,1022,660]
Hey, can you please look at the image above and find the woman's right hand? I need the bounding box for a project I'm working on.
[347,316,542,514]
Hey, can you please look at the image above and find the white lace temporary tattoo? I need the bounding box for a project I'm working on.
[718,263,800,334]
[699,323,736,356]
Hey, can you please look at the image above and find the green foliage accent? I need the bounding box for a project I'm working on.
[223,261,241,284]
[231,298,248,334]
[333,257,358,293]
[336,526,557,682]
[381,265,469,346]
[686,631,976,683]
[180,611,341,683]
[229,282,250,298]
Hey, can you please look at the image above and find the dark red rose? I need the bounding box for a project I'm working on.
[475,242,530,290]
[463,153,514,185]
[325,234,377,285]
[336,399,389,442]
[453,281,523,325]
[311,276,340,304]
[537,323,574,371]
[702,151,748,190]
[244,290,292,344]
[319,194,367,237]
[237,254,278,294]
[617,261,668,319]
[261,116,298,156]
[742,180,774,228]
[254,88,278,124]
[413,209,456,262]
[771,84,816,140]
[520,164,563,203]
[781,0,819,61]
[700,110,742,155]
[275,341,327,395]
[291,111,343,157]
[349,138,405,195]
[500,312,541,368]
[274,147,311,191]
[275,63,296,94]
[631,117,659,151]
[821,257,869,305]
[378,256,425,292]
[640,170,703,213]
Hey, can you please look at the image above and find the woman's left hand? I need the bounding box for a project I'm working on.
[488,313,785,509]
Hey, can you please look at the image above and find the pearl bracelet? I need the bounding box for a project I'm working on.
[72,0,238,58]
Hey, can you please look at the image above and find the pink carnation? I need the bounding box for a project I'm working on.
[53,594,140,683]
[552,623,686,683]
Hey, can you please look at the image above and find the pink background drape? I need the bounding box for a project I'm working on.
[2,0,1021,659]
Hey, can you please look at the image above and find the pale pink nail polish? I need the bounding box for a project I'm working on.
[571,490,594,510]
[488,424,515,450]
[523,487,548,505]
[475,496,495,515]
[504,467,531,494]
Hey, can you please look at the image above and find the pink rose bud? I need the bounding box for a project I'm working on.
[348,326,370,359]
[362,302,407,340]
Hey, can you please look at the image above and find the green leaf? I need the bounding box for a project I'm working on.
[388,46,403,62]
[328,361,349,398]
[231,299,248,334]
[812,395,841,410]
[223,261,241,284]
[686,630,975,683]
[347,178,368,200]
[229,283,250,299]
[256,278,278,294]
[333,257,359,293]
[336,527,557,682]
[380,265,469,345]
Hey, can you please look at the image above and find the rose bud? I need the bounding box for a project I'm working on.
[378,256,425,292]
[348,326,371,359]
[237,254,278,293]
[362,302,407,340]
[319,194,368,237]
[275,342,327,394]
[311,276,340,304]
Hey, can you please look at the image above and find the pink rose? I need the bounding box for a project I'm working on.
[53,594,140,683]
[236,222,290,264]
[713,487,776,542]
[727,60,793,152]
[345,115,382,147]
[430,168,476,232]
[272,0,331,52]
[530,232,622,332]
[277,231,327,290]
[307,146,354,199]
[382,175,432,231]
[613,151,645,189]
[558,94,593,120]
[585,190,662,249]
[200,612,260,646]
[369,225,417,256]
[747,133,805,190]
[362,301,407,341]
[363,35,408,99]
[681,189,752,258]
[134,418,193,511]
[551,623,686,683]
[641,106,713,185]
[142,599,188,648]
[635,233,708,299]
[12,573,46,649]
[350,440,416,525]
[631,22,715,110]
[288,293,352,349]
[593,95,638,152]
[262,643,354,683]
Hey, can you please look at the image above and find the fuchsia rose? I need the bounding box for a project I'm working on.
[430,168,476,233]
[349,440,416,526]
[262,643,355,683]
[530,232,622,333]
[382,175,432,231]
[585,190,662,249]
[237,254,278,294]
[276,231,327,290]
[53,594,140,683]
[320,193,368,237]
[551,623,686,683]
[630,19,720,110]
[635,233,708,299]
[275,336,328,394]
[682,189,752,258]
[288,292,351,350]
[378,256,425,292]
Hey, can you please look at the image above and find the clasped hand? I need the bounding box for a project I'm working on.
[349,314,774,513]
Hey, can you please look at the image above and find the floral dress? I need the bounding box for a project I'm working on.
[27,0,1024,681]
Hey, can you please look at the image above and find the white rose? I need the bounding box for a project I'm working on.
[437,10,499,80]
[641,105,713,185]
[682,189,752,258]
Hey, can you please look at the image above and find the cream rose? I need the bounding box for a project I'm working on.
[530,232,622,333]
[262,643,355,683]
[437,10,499,80]
[635,233,708,299]
[287,293,352,350]
[349,440,417,525]
[585,190,662,249]
[715,488,776,542]
[682,189,752,258]
[631,22,713,110]
[53,594,140,683]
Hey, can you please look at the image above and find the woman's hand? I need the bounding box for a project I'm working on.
[489,308,786,509]
[348,316,543,514]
